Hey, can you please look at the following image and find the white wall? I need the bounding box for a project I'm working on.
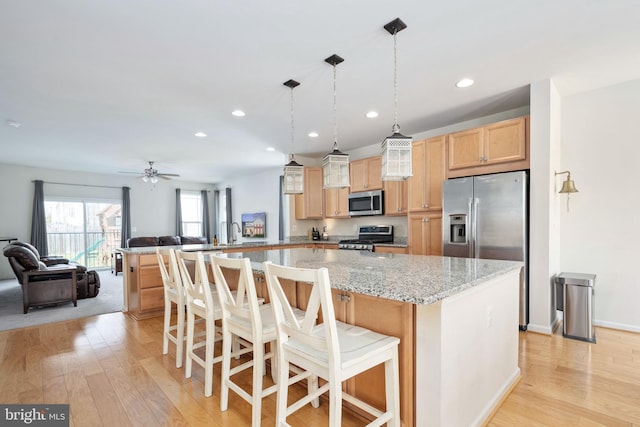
[217,167,283,244]
[528,79,563,334]
[560,78,640,332]
[0,163,215,280]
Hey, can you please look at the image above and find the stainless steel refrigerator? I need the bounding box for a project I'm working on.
[442,170,529,330]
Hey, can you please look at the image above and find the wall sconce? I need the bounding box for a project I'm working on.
[555,170,578,211]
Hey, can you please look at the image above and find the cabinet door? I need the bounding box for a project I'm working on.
[408,136,445,212]
[350,156,382,192]
[295,167,324,219]
[350,159,367,192]
[448,127,483,170]
[324,187,349,218]
[366,156,382,190]
[345,293,414,427]
[408,213,443,255]
[484,117,526,164]
[383,179,407,216]
[374,246,407,254]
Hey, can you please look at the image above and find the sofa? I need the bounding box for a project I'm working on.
[3,242,101,313]
[126,235,208,248]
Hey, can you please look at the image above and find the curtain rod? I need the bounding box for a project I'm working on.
[33,180,122,190]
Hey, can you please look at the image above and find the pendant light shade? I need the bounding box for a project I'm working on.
[283,79,304,195]
[381,17,413,181]
[322,54,350,189]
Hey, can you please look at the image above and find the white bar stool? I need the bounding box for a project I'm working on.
[263,260,401,427]
[210,254,308,427]
[156,247,186,368]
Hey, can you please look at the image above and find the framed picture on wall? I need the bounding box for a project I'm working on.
[241,212,266,238]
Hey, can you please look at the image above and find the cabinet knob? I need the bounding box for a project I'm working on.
[423,218,429,223]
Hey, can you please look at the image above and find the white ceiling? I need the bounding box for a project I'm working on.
[2,0,640,183]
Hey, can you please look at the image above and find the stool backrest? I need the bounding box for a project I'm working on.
[176,250,215,310]
[263,261,340,365]
[156,248,183,297]
[210,254,263,336]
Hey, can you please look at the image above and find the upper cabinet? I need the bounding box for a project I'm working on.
[350,156,383,192]
[324,187,350,218]
[294,167,324,219]
[384,179,408,216]
[447,116,529,178]
[407,136,446,213]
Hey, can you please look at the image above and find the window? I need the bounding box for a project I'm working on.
[45,199,121,269]
[181,191,202,236]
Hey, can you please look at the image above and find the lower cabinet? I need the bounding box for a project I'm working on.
[375,246,408,254]
[408,212,443,255]
[125,253,165,319]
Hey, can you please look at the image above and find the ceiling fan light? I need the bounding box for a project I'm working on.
[141,175,149,183]
[150,176,158,184]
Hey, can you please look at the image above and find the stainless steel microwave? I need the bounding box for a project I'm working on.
[348,190,383,216]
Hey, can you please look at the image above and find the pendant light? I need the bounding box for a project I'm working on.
[381,17,413,181]
[283,79,304,194]
[322,54,350,189]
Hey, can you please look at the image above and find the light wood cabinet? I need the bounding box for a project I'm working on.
[294,167,324,219]
[383,179,408,216]
[408,213,443,256]
[324,187,350,218]
[408,136,446,212]
[447,116,528,178]
[350,156,383,192]
[125,253,165,319]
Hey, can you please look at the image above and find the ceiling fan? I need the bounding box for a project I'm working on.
[120,161,180,183]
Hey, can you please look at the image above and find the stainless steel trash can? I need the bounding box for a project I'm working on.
[555,273,596,343]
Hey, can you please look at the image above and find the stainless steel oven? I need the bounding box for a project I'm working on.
[338,225,393,252]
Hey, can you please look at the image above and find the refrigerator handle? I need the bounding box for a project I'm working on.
[467,198,474,258]
[472,197,479,258]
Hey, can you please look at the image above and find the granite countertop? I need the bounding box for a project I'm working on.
[215,248,522,305]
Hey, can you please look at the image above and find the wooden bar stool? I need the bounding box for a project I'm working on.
[210,254,308,427]
[263,261,401,427]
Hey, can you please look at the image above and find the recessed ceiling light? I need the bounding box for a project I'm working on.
[232,110,245,117]
[456,78,474,88]
[5,119,21,128]
[266,147,275,152]
[308,132,319,138]
[194,132,207,137]
[366,111,379,118]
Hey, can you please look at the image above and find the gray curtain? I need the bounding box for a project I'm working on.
[30,180,48,256]
[225,187,233,244]
[201,190,210,242]
[213,190,219,242]
[121,186,131,248]
[175,188,183,236]
[279,175,284,240]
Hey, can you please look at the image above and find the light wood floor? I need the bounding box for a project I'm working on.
[1,312,639,426]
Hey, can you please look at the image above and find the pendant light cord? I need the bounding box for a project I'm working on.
[393,30,399,133]
[290,86,295,160]
[333,63,338,148]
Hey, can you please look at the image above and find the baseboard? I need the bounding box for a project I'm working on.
[594,320,640,333]
[474,368,521,427]
[524,323,553,335]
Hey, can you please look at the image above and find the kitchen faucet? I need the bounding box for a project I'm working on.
[231,222,241,244]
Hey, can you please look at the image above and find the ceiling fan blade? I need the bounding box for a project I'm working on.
[118,171,143,175]
[157,175,172,180]
[158,173,180,177]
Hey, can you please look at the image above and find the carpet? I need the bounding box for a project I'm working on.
[0,270,124,332]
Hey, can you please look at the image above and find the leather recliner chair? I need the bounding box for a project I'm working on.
[4,242,100,308]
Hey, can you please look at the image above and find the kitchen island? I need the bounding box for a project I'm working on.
[119,246,522,426]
